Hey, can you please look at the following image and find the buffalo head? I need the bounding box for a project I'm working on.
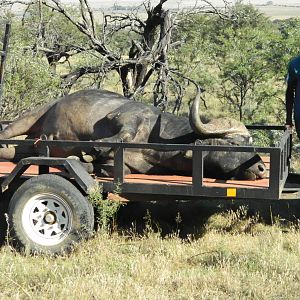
[203,151,266,180]
[188,87,267,180]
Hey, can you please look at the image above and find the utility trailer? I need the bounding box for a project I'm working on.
[0,124,299,254]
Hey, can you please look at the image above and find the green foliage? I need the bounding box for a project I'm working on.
[2,47,61,119]
[216,24,279,121]
[88,186,122,232]
[20,4,88,52]
[2,2,300,125]
[272,18,300,78]
[172,3,288,124]
[171,14,217,88]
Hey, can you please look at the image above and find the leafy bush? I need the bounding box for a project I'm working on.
[2,48,61,119]
[88,186,122,232]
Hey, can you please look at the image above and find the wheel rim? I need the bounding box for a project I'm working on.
[22,193,73,246]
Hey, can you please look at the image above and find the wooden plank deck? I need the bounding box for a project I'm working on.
[0,161,61,176]
[97,174,269,189]
[97,156,270,189]
[0,156,270,190]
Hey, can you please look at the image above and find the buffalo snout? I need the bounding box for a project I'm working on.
[235,155,267,180]
[250,160,267,179]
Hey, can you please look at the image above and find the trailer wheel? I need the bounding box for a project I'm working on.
[8,174,94,255]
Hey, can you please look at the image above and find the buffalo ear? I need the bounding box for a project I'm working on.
[184,150,193,159]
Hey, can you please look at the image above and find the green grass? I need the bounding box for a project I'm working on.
[0,208,299,299]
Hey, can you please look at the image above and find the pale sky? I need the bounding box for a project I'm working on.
[59,0,300,7]
[79,0,300,6]
[8,0,300,12]
[7,0,300,8]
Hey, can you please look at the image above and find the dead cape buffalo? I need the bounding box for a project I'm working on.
[0,89,266,180]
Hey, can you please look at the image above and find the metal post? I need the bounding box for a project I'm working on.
[0,23,11,104]
[192,148,203,194]
[114,146,124,185]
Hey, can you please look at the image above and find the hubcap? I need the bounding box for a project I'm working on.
[22,193,73,246]
[44,211,57,225]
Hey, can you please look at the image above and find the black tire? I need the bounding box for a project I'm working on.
[8,174,94,255]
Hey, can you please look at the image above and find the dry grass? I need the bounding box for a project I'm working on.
[257,5,300,20]
[0,208,299,300]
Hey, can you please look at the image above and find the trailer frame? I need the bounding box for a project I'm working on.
[0,124,296,202]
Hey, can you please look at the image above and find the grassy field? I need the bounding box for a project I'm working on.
[0,203,300,299]
[91,4,300,22]
[1,3,300,299]
[257,5,300,19]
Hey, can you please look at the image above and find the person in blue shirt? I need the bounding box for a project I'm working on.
[286,55,300,137]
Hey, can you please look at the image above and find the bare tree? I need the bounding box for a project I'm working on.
[1,0,229,111]
[0,23,11,104]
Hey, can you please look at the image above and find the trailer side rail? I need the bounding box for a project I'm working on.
[0,126,289,200]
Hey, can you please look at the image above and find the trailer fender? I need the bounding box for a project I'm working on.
[1,157,97,195]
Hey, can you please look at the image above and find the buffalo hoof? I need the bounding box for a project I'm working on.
[82,154,95,163]
[67,155,80,161]
[80,162,94,174]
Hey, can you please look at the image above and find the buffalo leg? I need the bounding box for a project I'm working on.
[88,129,139,160]
[93,160,131,177]
[0,147,16,160]
[0,103,52,140]
[0,145,37,161]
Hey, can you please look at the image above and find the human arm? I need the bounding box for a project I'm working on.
[285,63,296,126]
[286,83,294,126]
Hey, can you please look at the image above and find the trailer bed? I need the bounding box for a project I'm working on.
[0,158,270,189]
[0,126,291,200]
[0,161,61,177]
[97,174,269,189]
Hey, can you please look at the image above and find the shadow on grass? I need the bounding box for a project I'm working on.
[0,190,11,246]
[0,179,28,247]
[1,192,300,247]
[115,198,300,239]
